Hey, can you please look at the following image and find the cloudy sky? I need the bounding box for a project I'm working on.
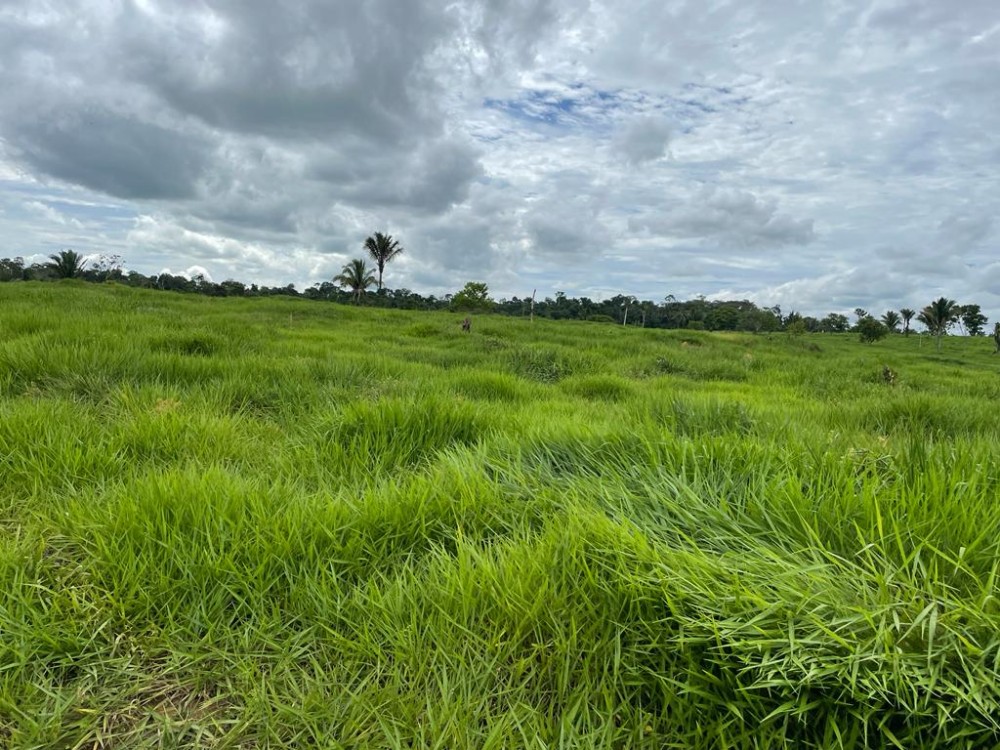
[1,0,998,317]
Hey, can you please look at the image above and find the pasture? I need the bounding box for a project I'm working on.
[1,282,999,748]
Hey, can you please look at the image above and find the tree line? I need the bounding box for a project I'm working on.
[0,246,992,345]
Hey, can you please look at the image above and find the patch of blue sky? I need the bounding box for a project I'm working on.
[483,84,630,134]
[483,79,754,138]
[666,84,751,121]
[485,94,596,131]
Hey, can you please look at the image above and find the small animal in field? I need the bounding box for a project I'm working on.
[461,317,472,333]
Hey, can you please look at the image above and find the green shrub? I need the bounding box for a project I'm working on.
[858,316,889,343]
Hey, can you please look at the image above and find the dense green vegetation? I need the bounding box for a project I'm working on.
[4,252,991,339]
[2,282,999,748]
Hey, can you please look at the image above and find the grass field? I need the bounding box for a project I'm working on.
[1,281,999,748]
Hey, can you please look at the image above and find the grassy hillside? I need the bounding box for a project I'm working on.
[1,281,999,748]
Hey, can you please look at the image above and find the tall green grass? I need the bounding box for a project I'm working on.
[1,282,999,747]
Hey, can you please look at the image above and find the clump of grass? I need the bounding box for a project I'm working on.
[403,322,440,338]
[561,374,634,402]
[651,355,683,375]
[449,370,528,402]
[859,393,997,437]
[150,331,223,357]
[477,333,509,351]
[505,346,582,382]
[644,349,752,382]
[640,394,757,437]
[320,396,486,484]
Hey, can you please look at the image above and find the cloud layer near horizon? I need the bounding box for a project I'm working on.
[1,0,998,318]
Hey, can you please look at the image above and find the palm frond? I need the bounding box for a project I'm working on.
[46,249,87,279]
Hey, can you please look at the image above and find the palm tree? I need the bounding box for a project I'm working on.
[917,297,960,349]
[364,232,403,291]
[899,308,915,336]
[47,249,88,279]
[333,258,376,304]
[881,310,901,332]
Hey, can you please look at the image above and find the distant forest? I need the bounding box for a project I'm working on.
[1,251,991,338]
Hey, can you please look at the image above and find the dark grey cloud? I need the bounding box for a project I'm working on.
[310,138,484,214]
[0,0,487,203]
[118,1,451,143]
[8,108,211,200]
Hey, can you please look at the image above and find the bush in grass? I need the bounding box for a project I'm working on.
[786,320,807,336]
[450,281,493,312]
[858,317,889,344]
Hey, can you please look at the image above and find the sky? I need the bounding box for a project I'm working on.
[1,0,998,319]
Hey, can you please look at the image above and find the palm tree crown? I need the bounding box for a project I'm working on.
[47,249,88,279]
[917,297,959,347]
[364,232,403,291]
[881,310,901,332]
[333,258,377,303]
[899,307,915,336]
